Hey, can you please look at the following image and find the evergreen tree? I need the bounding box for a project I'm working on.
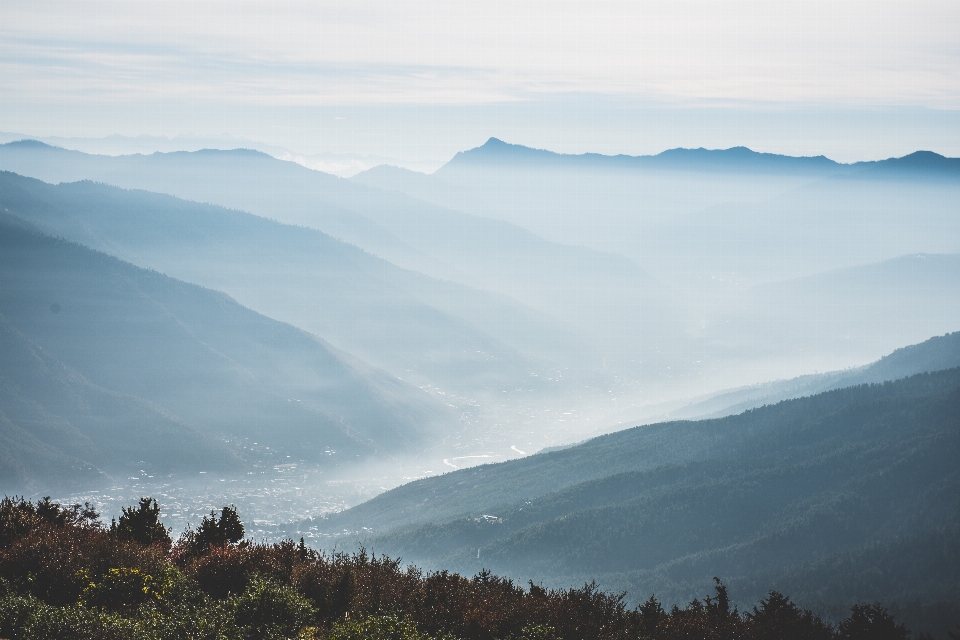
[110,497,171,548]
[838,603,909,640]
[183,504,246,555]
[745,591,834,640]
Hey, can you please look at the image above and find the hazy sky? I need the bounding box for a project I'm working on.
[2,0,959,161]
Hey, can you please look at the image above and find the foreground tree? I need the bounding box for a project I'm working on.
[179,505,245,556]
[837,603,910,640]
[745,591,834,640]
[110,497,172,548]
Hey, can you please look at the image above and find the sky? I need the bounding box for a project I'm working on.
[2,0,959,163]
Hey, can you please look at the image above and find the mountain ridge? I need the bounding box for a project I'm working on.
[434,137,960,179]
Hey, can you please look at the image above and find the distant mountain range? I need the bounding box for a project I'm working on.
[353,138,960,376]
[0,210,455,492]
[2,140,958,390]
[315,332,960,608]
[436,138,842,176]
[0,131,447,175]
[434,137,960,179]
[353,140,960,283]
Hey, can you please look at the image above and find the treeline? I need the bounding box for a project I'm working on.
[0,497,952,640]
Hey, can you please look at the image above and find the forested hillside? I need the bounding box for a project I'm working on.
[319,367,960,614]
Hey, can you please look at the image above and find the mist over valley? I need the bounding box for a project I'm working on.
[1,137,958,636]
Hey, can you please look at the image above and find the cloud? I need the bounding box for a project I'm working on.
[0,0,960,114]
[2,0,959,108]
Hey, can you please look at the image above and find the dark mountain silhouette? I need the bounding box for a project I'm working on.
[0,211,454,491]
[317,363,960,609]
[434,137,960,181]
[435,137,843,177]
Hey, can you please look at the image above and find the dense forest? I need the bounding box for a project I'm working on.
[1,496,950,640]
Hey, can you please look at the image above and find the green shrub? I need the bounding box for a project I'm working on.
[232,574,315,640]
[327,613,456,640]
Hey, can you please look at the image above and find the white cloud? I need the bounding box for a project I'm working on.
[2,0,959,108]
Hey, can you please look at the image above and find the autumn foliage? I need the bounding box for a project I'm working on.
[0,496,920,640]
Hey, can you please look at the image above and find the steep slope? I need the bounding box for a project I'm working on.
[0,171,581,396]
[336,368,960,608]
[0,212,451,476]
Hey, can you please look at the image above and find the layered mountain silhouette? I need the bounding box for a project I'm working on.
[0,142,683,378]
[2,137,958,497]
[0,170,587,396]
[4,140,958,391]
[0,211,456,491]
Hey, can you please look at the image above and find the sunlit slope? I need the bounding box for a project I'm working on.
[0,315,240,493]
[0,171,581,393]
[0,142,679,374]
[0,212,451,474]
[338,367,960,607]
